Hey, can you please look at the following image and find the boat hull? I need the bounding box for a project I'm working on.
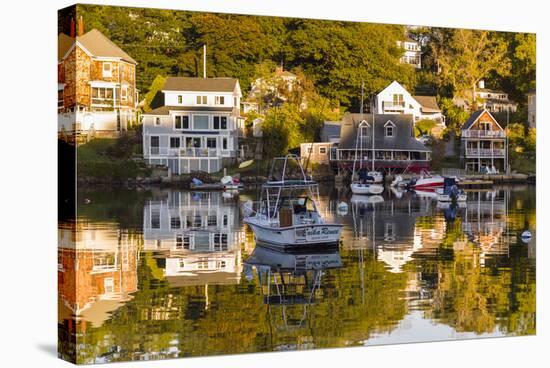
[244,219,343,246]
[351,183,384,195]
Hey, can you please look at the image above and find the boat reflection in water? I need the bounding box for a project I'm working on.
[143,190,244,286]
[245,244,342,334]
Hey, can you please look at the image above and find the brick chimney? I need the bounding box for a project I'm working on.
[70,17,76,38]
[77,16,84,36]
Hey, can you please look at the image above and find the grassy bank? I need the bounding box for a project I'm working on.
[77,138,151,179]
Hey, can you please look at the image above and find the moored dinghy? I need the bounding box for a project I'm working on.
[243,154,343,247]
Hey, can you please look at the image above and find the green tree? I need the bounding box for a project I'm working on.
[261,104,305,158]
[437,29,511,110]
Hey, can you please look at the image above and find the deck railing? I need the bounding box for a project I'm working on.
[462,130,506,138]
[465,148,505,157]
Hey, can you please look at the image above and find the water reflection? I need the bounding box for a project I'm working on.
[143,190,243,286]
[58,186,536,363]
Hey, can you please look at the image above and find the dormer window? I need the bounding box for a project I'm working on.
[215,96,225,105]
[155,117,161,126]
[196,95,207,105]
[102,62,112,78]
[384,121,396,137]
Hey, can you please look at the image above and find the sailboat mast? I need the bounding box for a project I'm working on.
[372,97,375,172]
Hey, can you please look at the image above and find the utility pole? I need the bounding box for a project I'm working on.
[203,44,207,79]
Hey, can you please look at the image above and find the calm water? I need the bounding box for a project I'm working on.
[58,184,536,364]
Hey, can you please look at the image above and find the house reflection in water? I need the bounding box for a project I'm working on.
[460,189,509,265]
[143,190,244,287]
[58,221,139,327]
[346,195,430,273]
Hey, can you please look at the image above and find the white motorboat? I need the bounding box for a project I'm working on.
[410,173,445,190]
[243,155,343,247]
[351,182,384,195]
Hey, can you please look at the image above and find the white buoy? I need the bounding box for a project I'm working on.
[337,201,349,215]
[521,230,532,243]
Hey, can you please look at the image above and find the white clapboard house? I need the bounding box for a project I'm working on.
[142,77,243,174]
[374,81,445,125]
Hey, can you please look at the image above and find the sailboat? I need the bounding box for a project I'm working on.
[350,84,384,195]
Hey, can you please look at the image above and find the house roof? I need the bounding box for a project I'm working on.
[338,113,430,152]
[144,105,236,116]
[321,121,342,140]
[163,77,239,93]
[58,29,137,64]
[58,33,74,61]
[461,109,503,131]
[412,96,440,113]
[477,88,506,94]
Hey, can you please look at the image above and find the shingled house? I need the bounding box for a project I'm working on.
[58,24,138,142]
[141,77,243,174]
[461,109,508,173]
[330,113,431,173]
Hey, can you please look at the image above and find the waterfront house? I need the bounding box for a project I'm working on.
[397,36,422,69]
[58,21,138,142]
[374,81,445,125]
[141,77,243,174]
[527,90,536,128]
[454,80,517,114]
[460,109,507,173]
[330,113,431,173]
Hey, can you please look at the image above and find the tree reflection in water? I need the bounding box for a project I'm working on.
[58,186,536,363]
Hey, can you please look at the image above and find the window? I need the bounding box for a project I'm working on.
[151,210,160,229]
[176,235,191,250]
[392,94,404,107]
[213,116,228,130]
[307,147,312,154]
[206,137,217,148]
[91,87,114,105]
[155,117,161,126]
[385,121,396,137]
[178,95,183,104]
[215,96,225,105]
[121,86,128,101]
[150,136,159,155]
[193,115,209,130]
[234,97,238,106]
[170,216,181,229]
[360,126,369,137]
[196,95,207,105]
[58,90,64,109]
[102,62,112,78]
[186,137,201,148]
[175,115,189,129]
[170,137,180,148]
[207,215,217,226]
[319,146,327,154]
[104,278,114,294]
[223,214,228,226]
[222,138,228,150]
